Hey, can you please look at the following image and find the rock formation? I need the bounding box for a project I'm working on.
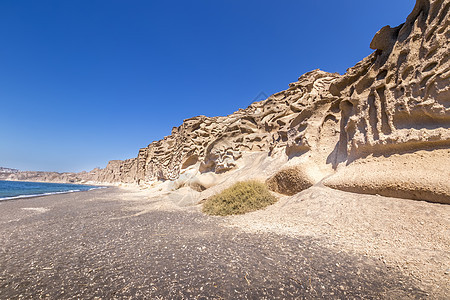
[331,0,449,158]
[94,69,340,184]
[5,0,449,204]
[323,0,450,203]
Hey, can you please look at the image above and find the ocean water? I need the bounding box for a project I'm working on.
[0,180,103,201]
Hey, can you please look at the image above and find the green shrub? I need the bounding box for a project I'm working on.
[202,180,277,216]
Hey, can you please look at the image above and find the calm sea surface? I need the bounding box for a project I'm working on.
[0,180,103,201]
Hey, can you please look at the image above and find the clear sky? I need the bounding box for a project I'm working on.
[0,0,415,172]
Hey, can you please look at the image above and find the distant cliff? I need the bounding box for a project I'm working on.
[0,167,19,174]
[6,0,449,203]
[0,169,98,184]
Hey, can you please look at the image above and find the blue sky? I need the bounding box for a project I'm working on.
[0,0,414,172]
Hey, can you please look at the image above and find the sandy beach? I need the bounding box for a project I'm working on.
[1,187,448,299]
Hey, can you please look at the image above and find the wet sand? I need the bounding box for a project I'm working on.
[0,187,439,298]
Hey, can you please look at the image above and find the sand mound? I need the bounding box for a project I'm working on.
[266,166,315,196]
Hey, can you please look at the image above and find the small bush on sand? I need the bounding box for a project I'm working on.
[202,180,277,216]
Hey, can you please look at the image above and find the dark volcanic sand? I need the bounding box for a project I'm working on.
[0,188,429,299]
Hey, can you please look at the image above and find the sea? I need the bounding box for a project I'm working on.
[0,180,104,201]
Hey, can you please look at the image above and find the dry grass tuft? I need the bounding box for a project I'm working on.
[202,180,277,216]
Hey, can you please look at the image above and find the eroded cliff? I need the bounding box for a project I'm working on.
[95,69,341,185]
[5,0,449,203]
[90,0,450,203]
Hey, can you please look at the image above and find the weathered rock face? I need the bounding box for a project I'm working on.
[330,0,449,161]
[90,0,449,203]
[6,0,449,203]
[94,69,341,185]
[323,0,450,203]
